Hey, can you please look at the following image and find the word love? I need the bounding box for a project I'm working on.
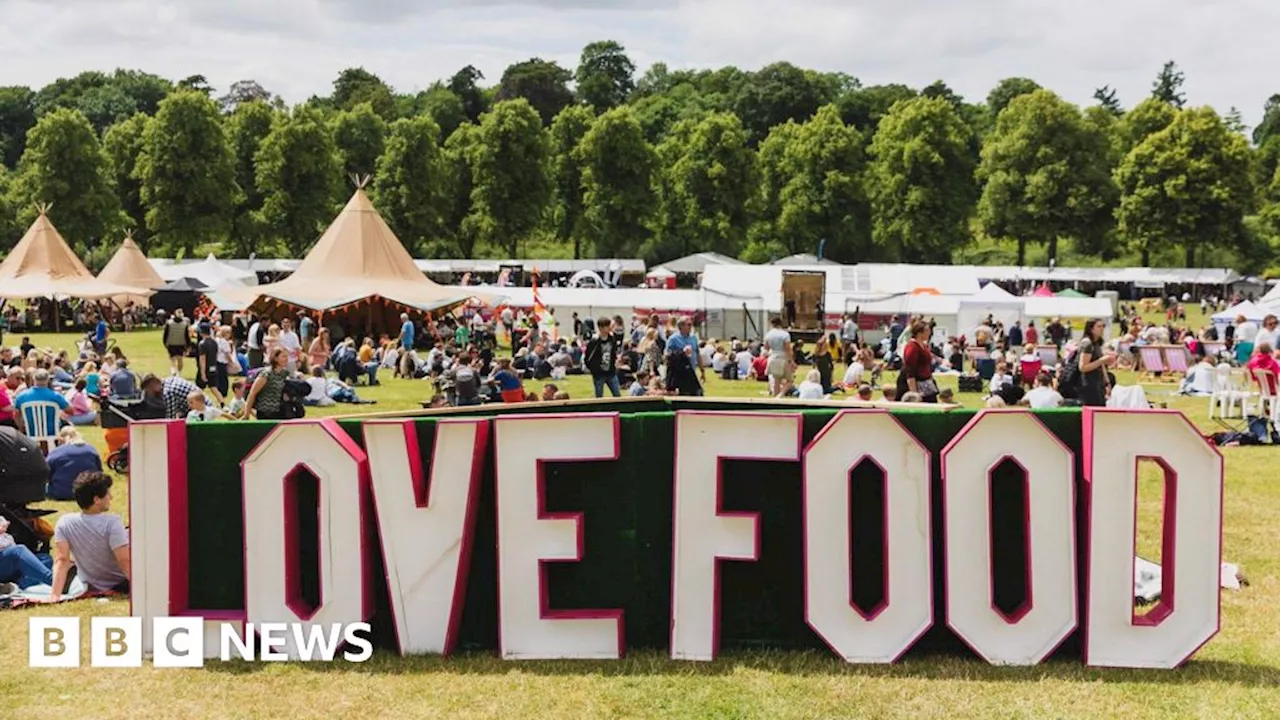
[129,409,1222,669]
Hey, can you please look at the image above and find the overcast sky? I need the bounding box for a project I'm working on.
[0,0,1275,127]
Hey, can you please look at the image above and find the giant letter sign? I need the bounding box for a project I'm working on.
[803,410,933,663]
[941,410,1077,665]
[130,407,1226,667]
[364,418,488,656]
[494,413,624,659]
[670,411,803,661]
[1083,409,1223,669]
[242,420,374,660]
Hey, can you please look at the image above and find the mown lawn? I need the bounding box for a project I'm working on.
[1,324,1277,719]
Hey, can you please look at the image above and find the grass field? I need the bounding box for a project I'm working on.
[2,318,1278,719]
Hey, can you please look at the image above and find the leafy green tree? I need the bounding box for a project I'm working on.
[1151,61,1186,108]
[331,102,387,180]
[1093,85,1123,116]
[745,121,803,261]
[650,112,756,261]
[136,91,237,256]
[1253,94,1280,146]
[255,106,341,256]
[226,100,276,256]
[32,71,162,135]
[469,100,550,256]
[109,70,172,116]
[448,66,489,123]
[630,84,714,143]
[1118,98,1177,152]
[101,113,150,246]
[578,107,656,257]
[1117,107,1254,266]
[548,106,594,258]
[836,84,917,133]
[986,78,1041,120]
[575,40,636,111]
[732,62,830,143]
[6,108,120,252]
[443,123,481,257]
[332,68,396,120]
[752,105,871,263]
[416,85,466,138]
[495,59,575,125]
[0,166,15,248]
[0,86,36,168]
[976,90,1116,264]
[868,96,977,262]
[372,115,447,253]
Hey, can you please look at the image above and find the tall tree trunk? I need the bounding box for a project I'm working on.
[1141,246,1151,267]
[1185,245,1196,267]
[1047,236,1058,265]
[1016,238,1026,266]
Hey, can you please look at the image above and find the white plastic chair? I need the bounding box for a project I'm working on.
[1232,368,1259,417]
[1208,365,1231,418]
[19,400,60,451]
[1252,369,1280,424]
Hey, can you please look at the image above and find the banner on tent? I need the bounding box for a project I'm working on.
[129,405,1222,669]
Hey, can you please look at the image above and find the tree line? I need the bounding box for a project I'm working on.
[1,47,1278,273]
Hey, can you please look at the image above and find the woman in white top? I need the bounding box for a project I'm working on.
[989,362,1013,395]
[797,369,826,400]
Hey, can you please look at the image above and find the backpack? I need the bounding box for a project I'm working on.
[1057,350,1081,399]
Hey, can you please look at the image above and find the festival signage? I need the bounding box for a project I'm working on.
[129,406,1223,669]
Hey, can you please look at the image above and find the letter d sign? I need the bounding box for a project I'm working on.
[29,618,80,667]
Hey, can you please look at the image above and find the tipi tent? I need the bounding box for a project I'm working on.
[229,188,478,326]
[0,210,150,300]
[98,233,165,305]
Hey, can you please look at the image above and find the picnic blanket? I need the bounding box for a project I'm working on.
[0,577,94,610]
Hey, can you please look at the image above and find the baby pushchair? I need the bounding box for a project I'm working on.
[0,426,54,553]
[102,395,166,474]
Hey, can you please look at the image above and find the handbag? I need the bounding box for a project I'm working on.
[916,378,939,399]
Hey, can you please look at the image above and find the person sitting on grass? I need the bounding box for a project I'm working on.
[797,369,827,400]
[490,358,525,403]
[186,390,225,422]
[50,471,130,601]
[901,391,924,403]
[303,367,335,407]
[0,515,53,592]
[938,387,955,405]
[553,390,571,401]
[881,386,898,402]
[326,375,375,405]
[46,427,103,500]
[854,384,874,401]
[630,370,651,397]
[541,383,559,402]
[63,379,97,426]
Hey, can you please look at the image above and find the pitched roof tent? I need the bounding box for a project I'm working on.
[228,188,481,314]
[98,232,166,305]
[0,208,150,300]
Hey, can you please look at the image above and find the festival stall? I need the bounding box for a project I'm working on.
[97,232,166,306]
[1212,300,1269,334]
[956,283,1025,338]
[150,277,211,318]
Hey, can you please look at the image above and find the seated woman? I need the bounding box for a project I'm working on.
[0,516,53,591]
[64,379,98,425]
[1246,343,1280,395]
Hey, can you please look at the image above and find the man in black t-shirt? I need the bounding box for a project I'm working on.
[585,317,621,398]
[195,326,222,404]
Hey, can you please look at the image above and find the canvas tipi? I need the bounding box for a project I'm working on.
[0,209,150,300]
[98,232,165,305]
[231,187,477,320]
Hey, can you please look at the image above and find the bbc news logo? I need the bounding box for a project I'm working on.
[29,617,374,667]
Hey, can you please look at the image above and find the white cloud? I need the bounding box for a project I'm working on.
[0,0,1274,125]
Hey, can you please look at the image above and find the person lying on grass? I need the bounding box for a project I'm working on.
[50,471,129,601]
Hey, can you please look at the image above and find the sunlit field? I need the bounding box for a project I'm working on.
[2,319,1277,719]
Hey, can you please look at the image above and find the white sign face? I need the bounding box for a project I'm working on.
[802,410,933,663]
[493,413,624,660]
[242,421,373,661]
[1083,409,1223,669]
[670,411,803,661]
[941,410,1077,665]
[364,418,488,656]
[127,409,1225,668]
